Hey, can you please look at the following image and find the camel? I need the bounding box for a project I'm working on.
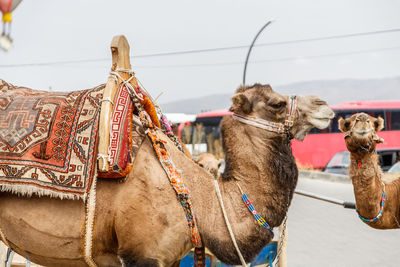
[338,113,400,229]
[195,153,221,179]
[0,83,334,266]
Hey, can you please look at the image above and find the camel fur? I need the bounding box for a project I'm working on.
[0,84,334,266]
[339,112,400,229]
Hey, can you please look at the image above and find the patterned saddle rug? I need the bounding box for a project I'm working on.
[0,80,107,199]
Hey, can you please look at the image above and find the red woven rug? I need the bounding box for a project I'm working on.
[0,80,103,199]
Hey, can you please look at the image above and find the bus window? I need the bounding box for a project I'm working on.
[385,111,392,130]
[367,110,385,129]
[390,111,400,130]
[309,128,324,134]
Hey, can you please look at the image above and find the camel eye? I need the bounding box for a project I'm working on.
[199,163,204,168]
[271,101,286,109]
[344,121,350,128]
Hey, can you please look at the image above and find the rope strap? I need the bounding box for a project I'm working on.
[213,179,247,267]
[232,113,286,133]
[109,70,144,101]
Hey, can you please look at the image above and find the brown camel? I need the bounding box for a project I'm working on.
[195,153,221,179]
[0,84,334,266]
[339,112,400,229]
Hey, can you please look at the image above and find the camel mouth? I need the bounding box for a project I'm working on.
[353,129,373,138]
[308,106,335,129]
[308,117,331,130]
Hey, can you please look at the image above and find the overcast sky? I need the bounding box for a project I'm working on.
[1,0,400,103]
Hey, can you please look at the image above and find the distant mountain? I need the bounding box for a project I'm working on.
[160,76,400,114]
[160,93,232,114]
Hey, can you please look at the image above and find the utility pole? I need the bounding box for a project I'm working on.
[242,20,274,85]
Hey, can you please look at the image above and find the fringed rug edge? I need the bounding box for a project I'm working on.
[0,184,85,200]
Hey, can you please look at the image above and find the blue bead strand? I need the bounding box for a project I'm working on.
[241,193,273,231]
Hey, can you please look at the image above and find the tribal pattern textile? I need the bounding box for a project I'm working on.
[98,84,145,178]
[0,79,103,199]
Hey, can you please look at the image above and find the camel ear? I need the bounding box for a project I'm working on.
[374,116,384,132]
[338,117,351,133]
[229,93,251,114]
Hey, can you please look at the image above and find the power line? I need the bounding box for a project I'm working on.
[131,45,400,69]
[1,28,400,68]
[137,28,400,57]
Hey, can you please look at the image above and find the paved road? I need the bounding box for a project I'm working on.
[287,177,400,267]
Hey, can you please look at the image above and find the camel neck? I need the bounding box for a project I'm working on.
[348,151,400,228]
[220,116,297,204]
[349,152,385,220]
[195,116,297,264]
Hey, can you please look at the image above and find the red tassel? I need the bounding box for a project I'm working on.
[358,161,361,168]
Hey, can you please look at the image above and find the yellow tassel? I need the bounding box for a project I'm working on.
[2,12,12,23]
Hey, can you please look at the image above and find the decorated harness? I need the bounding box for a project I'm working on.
[109,69,205,266]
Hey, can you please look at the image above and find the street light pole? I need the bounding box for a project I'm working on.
[242,20,274,85]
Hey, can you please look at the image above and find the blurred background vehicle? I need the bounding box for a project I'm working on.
[324,148,400,175]
[388,161,400,173]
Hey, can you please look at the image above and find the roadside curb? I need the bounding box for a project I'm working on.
[299,170,350,183]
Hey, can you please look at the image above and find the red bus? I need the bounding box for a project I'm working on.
[179,101,400,169]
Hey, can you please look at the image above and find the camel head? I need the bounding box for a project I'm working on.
[195,153,221,178]
[338,112,384,153]
[229,84,334,140]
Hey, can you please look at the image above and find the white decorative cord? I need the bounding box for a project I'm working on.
[96,154,109,171]
[109,70,144,101]
[84,172,98,267]
[213,178,247,267]
[99,97,114,106]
